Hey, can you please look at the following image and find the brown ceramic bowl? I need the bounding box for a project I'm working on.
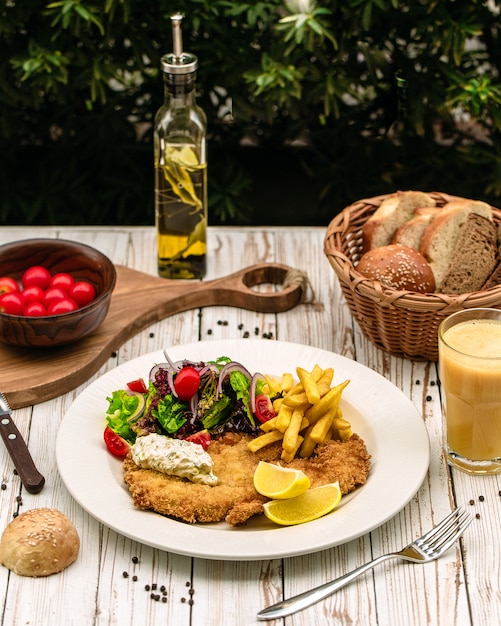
[0,238,116,348]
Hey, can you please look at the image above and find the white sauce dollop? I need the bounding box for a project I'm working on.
[131,433,218,486]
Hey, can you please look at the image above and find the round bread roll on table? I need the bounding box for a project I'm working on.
[0,508,80,577]
[357,244,436,293]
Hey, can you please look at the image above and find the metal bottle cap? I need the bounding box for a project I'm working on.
[160,13,198,75]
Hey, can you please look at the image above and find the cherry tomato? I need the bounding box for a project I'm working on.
[21,265,51,290]
[42,287,67,308]
[127,378,149,393]
[24,302,47,317]
[47,298,79,315]
[185,429,211,450]
[69,281,96,307]
[49,272,74,292]
[103,426,131,458]
[0,277,19,295]
[174,366,201,401]
[0,292,25,315]
[254,393,276,423]
[21,285,44,304]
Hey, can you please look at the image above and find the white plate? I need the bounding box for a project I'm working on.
[56,340,430,561]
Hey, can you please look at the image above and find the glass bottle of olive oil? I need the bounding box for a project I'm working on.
[154,13,207,279]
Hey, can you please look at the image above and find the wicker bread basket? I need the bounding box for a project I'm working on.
[324,191,501,361]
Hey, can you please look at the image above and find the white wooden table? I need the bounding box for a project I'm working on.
[0,225,497,626]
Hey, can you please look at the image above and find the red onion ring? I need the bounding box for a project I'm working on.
[215,361,252,399]
[249,372,266,414]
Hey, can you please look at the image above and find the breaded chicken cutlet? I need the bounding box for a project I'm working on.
[123,432,371,527]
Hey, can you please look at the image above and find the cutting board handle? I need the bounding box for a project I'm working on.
[167,262,305,313]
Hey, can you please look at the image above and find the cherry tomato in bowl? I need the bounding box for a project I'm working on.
[22,285,44,304]
[24,302,47,317]
[0,292,25,315]
[49,272,75,292]
[104,427,131,458]
[21,265,51,290]
[0,277,19,295]
[174,366,201,401]
[47,298,79,315]
[254,393,276,423]
[42,287,67,308]
[69,281,96,307]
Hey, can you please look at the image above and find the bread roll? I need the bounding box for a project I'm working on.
[357,244,436,292]
[0,508,80,577]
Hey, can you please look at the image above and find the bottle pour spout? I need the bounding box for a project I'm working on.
[161,12,198,75]
[171,13,184,59]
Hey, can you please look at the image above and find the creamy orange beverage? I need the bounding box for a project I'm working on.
[439,311,501,474]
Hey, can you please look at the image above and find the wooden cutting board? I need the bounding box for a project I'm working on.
[0,263,304,409]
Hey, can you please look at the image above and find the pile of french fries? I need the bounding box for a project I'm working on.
[248,364,351,462]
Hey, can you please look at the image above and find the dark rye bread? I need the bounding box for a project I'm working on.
[440,213,498,294]
[483,222,501,289]
[419,199,493,289]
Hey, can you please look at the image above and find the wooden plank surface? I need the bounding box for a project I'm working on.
[0,225,496,626]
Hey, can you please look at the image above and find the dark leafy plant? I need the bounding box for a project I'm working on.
[1,0,500,226]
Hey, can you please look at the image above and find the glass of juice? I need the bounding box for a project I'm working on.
[438,308,501,475]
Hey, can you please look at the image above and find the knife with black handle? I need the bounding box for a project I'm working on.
[0,392,45,494]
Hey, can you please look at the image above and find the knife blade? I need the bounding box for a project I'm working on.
[0,392,45,494]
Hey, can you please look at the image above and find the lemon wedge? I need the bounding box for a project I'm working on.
[253,461,310,499]
[263,482,342,526]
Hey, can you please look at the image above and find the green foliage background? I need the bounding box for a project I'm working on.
[1,0,501,226]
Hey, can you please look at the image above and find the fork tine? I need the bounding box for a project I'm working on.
[414,507,473,557]
[430,516,473,557]
[426,509,473,552]
[417,507,462,543]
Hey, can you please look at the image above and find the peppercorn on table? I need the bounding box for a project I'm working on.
[0,225,496,626]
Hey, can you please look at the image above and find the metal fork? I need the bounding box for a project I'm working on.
[257,507,473,621]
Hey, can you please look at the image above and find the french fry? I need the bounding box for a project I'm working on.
[280,372,294,392]
[247,429,283,452]
[281,435,304,462]
[310,408,337,443]
[332,416,351,431]
[283,409,305,453]
[310,364,324,382]
[317,367,334,387]
[298,424,317,458]
[285,380,304,397]
[275,404,294,432]
[272,397,283,413]
[282,391,309,408]
[316,368,334,396]
[304,380,350,424]
[265,375,282,396]
[338,427,353,441]
[259,416,279,432]
[297,367,321,404]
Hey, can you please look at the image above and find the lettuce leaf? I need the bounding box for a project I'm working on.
[152,395,188,434]
[105,390,140,442]
[229,370,255,427]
